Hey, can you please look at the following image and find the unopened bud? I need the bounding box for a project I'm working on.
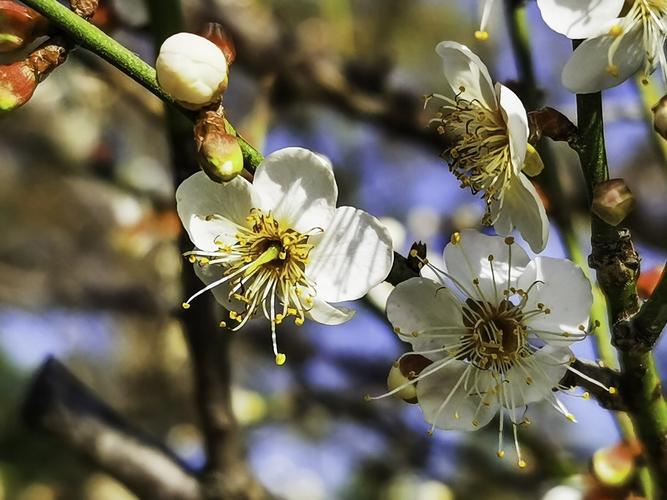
[527,107,577,144]
[194,110,244,182]
[592,441,641,487]
[156,32,229,109]
[0,60,35,111]
[0,39,67,112]
[386,354,432,404]
[200,23,235,66]
[591,179,635,226]
[0,1,49,53]
[652,94,667,139]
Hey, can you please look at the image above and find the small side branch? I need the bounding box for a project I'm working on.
[561,360,626,411]
[22,358,202,500]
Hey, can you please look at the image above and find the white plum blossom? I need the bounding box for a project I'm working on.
[537,0,667,92]
[156,32,229,108]
[429,42,548,252]
[176,147,394,364]
[373,230,613,466]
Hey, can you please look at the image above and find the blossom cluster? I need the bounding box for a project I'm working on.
[167,13,618,466]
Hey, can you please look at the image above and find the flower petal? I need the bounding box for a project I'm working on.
[497,83,528,175]
[306,206,394,302]
[517,256,593,339]
[444,229,530,304]
[306,296,355,325]
[386,277,465,354]
[522,144,544,177]
[176,172,256,251]
[417,362,499,431]
[536,0,624,39]
[435,41,496,108]
[192,263,245,312]
[253,147,337,233]
[562,29,644,93]
[496,174,549,253]
[503,346,572,406]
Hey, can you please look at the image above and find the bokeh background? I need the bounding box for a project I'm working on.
[1,0,667,499]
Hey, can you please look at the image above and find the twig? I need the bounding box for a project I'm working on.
[22,358,201,500]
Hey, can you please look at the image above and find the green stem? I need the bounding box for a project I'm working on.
[20,0,263,171]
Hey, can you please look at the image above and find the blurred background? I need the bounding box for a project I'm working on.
[1,0,667,499]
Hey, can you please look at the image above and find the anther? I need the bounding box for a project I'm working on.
[219,321,227,328]
[606,64,620,77]
[518,459,527,469]
[504,236,514,245]
[609,24,623,37]
[451,232,461,245]
[275,353,287,365]
[182,302,191,310]
[474,30,489,41]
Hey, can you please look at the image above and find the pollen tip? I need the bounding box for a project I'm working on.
[496,450,505,459]
[275,353,287,366]
[474,30,489,41]
[566,413,577,423]
[609,24,623,37]
[219,321,227,328]
[504,236,514,245]
[582,391,590,400]
[181,302,191,310]
[518,459,527,469]
[606,64,620,77]
[451,232,461,245]
[608,386,617,395]
[363,394,371,402]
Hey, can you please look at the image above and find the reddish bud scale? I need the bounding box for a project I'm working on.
[70,0,99,19]
[0,0,49,53]
[591,178,635,227]
[0,60,36,111]
[638,265,665,299]
[0,40,67,112]
[200,23,236,66]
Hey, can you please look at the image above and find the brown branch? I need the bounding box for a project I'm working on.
[22,358,202,500]
[560,359,626,411]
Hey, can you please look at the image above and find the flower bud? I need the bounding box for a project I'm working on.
[386,354,432,404]
[652,94,667,140]
[194,110,244,182]
[592,441,641,487]
[0,1,49,53]
[591,179,635,226]
[156,32,228,109]
[0,60,35,111]
[0,40,67,112]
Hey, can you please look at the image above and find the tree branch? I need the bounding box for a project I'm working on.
[22,358,202,500]
[574,80,667,495]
